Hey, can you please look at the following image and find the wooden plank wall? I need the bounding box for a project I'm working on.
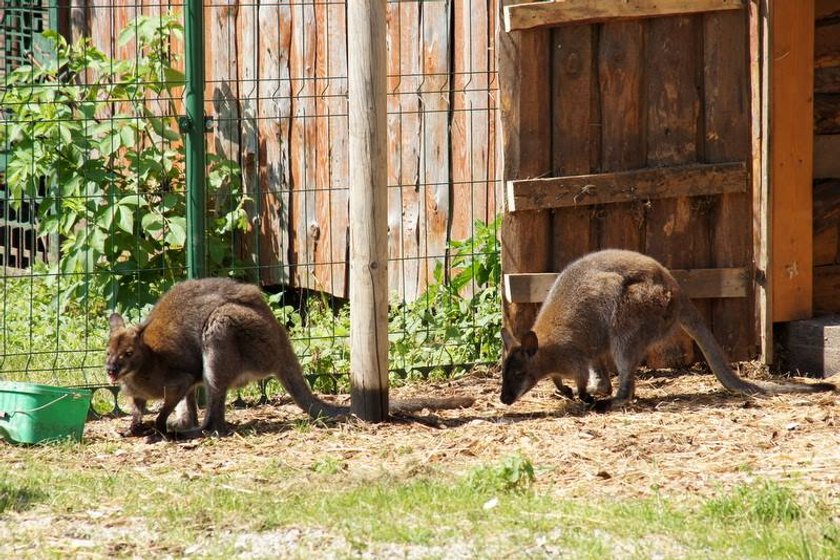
[814,0,840,314]
[500,6,755,362]
[71,0,500,301]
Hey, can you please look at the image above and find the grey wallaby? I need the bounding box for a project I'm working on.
[106,278,473,440]
[500,249,836,408]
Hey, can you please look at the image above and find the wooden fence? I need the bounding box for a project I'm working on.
[69,0,500,301]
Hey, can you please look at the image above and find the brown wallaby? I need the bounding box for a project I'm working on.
[106,277,473,440]
[500,249,836,408]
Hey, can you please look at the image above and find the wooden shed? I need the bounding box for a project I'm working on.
[498,0,840,372]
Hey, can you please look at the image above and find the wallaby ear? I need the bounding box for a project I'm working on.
[521,330,539,357]
[108,313,125,333]
[501,328,518,352]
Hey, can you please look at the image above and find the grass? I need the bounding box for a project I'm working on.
[2,443,838,559]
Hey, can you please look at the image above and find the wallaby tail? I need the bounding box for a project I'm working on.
[678,299,836,395]
[278,332,475,419]
[278,341,351,419]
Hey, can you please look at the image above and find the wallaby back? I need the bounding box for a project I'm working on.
[500,249,836,408]
[107,278,473,439]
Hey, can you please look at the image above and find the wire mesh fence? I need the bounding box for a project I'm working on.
[0,0,502,404]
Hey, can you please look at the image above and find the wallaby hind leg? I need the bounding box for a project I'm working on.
[609,341,651,407]
[148,380,194,442]
[167,387,199,431]
[572,362,597,408]
[199,348,238,436]
[591,356,613,397]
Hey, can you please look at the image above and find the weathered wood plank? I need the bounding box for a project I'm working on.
[593,22,646,254]
[771,0,814,322]
[817,0,840,19]
[816,68,840,94]
[385,0,422,300]
[237,0,260,281]
[504,0,746,32]
[815,94,840,135]
[814,134,840,178]
[814,266,840,315]
[504,268,749,303]
[550,24,595,269]
[313,0,349,297]
[815,22,840,69]
[420,0,451,297]
[255,1,292,286]
[704,9,754,361]
[498,0,553,338]
[452,0,495,243]
[507,162,746,211]
[597,21,645,251]
[750,0,771,362]
[289,1,318,290]
[813,179,840,266]
[644,15,703,367]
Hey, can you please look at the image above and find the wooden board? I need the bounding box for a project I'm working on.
[817,0,840,19]
[550,24,596,269]
[814,266,840,314]
[256,2,292,286]
[498,2,553,338]
[771,0,814,322]
[815,94,840,134]
[597,21,645,251]
[313,0,349,297]
[504,268,750,303]
[289,1,318,290]
[420,0,452,298]
[505,0,745,32]
[750,0,771,363]
[507,162,747,211]
[704,10,754,361]
[451,0,498,242]
[814,134,840,179]
[385,0,422,300]
[643,16,704,366]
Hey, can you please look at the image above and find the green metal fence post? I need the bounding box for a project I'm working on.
[183,0,206,279]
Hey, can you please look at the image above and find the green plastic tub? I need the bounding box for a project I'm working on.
[0,382,92,444]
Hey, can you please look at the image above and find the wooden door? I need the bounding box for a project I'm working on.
[498,0,759,364]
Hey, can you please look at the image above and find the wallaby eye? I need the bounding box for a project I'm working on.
[124,350,133,358]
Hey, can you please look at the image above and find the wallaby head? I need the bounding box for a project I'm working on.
[500,328,541,405]
[105,313,148,384]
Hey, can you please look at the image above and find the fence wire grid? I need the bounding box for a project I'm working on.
[0,0,502,407]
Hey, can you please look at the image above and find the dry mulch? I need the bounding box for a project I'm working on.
[79,365,840,501]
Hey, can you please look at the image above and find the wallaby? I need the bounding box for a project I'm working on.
[500,249,836,408]
[106,278,473,440]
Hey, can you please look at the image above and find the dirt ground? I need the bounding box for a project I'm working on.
[82,365,840,501]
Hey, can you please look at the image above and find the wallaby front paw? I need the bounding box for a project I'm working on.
[122,422,155,438]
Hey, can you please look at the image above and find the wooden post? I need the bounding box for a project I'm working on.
[348,0,389,421]
[770,0,815,322]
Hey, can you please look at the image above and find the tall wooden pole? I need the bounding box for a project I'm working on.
[348,0,389,421]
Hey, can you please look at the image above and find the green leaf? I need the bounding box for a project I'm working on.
[120,126,136,149]
[141,212,164,233]
[164,217,186,247]
[117,205,135,234]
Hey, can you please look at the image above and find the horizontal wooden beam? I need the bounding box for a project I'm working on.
[506,162,747,212]
[504,267,749,303]
[504,0,746,32]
